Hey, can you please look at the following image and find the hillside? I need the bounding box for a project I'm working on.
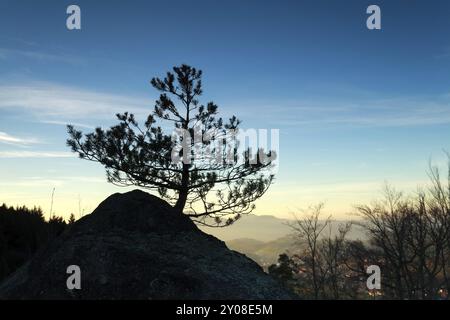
[0,190,295,299]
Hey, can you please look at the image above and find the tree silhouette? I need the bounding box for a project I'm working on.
[0,204,67,283]
[68,213,76,225]
[67,64,276,226]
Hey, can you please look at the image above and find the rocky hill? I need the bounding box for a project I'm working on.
[0,190,296,300]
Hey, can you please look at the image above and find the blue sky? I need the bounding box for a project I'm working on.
[1,0,450,219]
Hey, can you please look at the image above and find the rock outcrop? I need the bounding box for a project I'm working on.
[0,190,296,299]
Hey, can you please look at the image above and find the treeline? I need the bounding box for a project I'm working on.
[269,165,450,300]
[0,204,74,283]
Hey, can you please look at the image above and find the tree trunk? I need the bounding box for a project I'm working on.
[174,97,191,214]
[174,163,189,213]
[174,189,187,213]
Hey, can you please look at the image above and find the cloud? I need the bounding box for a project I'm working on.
[0,81,151,120]
[40,120,94,129]
[0,179,65,188]
[0,151,74,158]
[2,80,450,130]
[0,131,39,145]
[434,46,450,59]
[229,95,450,128]
[270,179,430,201]
[0,48,83,65]
[0,176,105,187]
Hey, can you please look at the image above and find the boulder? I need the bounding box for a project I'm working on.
[0,190,296,299]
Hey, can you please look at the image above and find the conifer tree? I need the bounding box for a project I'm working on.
[67,64,276,226]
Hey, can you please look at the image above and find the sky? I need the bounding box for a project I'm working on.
[1,0,450,220]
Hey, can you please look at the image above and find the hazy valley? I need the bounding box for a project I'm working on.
[202,214,367,267]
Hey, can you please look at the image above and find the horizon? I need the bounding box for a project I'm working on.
[2,0,450,220]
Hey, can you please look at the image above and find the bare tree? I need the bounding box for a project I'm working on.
[356,177,450,299]
[288,203,330,299]
[269,155,450,300]
[319,222,353,299]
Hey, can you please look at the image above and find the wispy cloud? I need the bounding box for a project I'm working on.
[0,48,83,65]
[271,180,430,199]
[40,120,94,129]
[434,46,450,59]
[2,80,450,130]
[0,179,65,187]
[0,131,39,145]
[229,95,450,128]
[0,176,105,187]
[0,151,74,158]
[0,81,150,120]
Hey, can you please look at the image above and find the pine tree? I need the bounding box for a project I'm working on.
[67,64,276,226]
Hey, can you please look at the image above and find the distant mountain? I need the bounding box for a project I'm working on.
[227,236,298,267]
[201,214,366,242]
[201,214,367,267]
[200,214,292,242]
